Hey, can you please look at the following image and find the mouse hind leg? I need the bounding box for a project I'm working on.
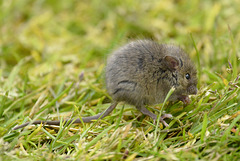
[159,114,173,127]
[136,106,157,120]
[136,106,172,127]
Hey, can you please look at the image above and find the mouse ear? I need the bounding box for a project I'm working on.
[163,56,179,71]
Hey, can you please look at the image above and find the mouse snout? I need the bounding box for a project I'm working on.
[188,85,198,95]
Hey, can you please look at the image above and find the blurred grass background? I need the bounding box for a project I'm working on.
[0,0,240,160]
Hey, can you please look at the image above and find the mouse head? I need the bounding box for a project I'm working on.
[163,48,198,104]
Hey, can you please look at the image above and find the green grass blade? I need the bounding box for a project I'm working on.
[221,115,240,142]
[85,125,114,151]
[200,112,208,143]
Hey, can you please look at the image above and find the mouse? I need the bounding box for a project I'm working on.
[13,40,197,130]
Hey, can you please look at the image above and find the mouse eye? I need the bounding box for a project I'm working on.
[185,73,190,79]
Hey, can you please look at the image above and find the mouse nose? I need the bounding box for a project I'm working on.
[188,85,198,95]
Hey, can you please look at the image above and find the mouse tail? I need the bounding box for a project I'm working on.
[73,102,118,123]
[12,103,118,130]
[12,120,63,130]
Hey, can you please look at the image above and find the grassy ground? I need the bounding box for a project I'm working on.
[1,0,240,160]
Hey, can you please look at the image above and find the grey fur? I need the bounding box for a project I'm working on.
[105,40,197,126]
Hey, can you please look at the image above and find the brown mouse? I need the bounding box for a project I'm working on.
[13,40,197,130]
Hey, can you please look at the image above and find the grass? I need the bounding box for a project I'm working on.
[1,0,240,160]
